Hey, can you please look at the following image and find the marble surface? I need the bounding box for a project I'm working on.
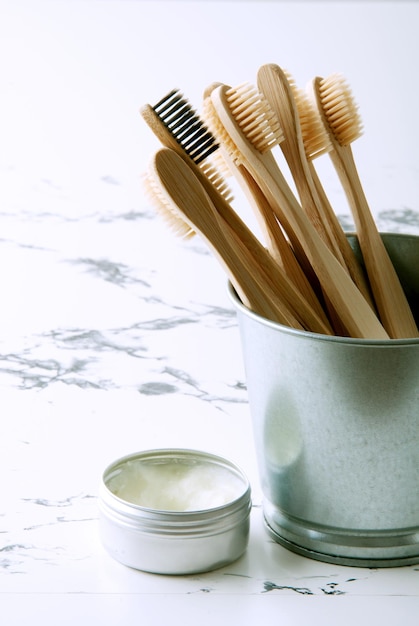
[1,1,419,623]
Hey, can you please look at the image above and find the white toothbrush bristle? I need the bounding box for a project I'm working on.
[142,171,195,239]
[318,73,363,146]
[203,91,242,165]
[225,83,284,153]
[199,160,234,204]
[297,85,332,159]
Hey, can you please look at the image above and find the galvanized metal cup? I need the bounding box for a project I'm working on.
[230,233,419,567]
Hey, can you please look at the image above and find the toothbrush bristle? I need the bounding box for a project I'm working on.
[202,92,242,165]
[280,69,331,159]
[296,86,332,159]
[202,90,236,178]
[206,148,233,180]
[225,83,284,153]
[199,161,234,204]
[152,90,219,164]
[143,171,195,240]
[318,74,363,146]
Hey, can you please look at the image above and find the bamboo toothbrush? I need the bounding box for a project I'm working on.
[141,91,234,207]
[209,82,388,339]
[141,90,331,332]
[146,151,297,326]
[257,64,374,308]
[255,65,365,334]
[227,161,329,321]
[148,148,333,334]
[141,92,276,281]
[203,82,329,323]
[310,74,418,338]
[291,75,375,308]
[257,64,343,262]
[142,89,220,164]
[202,83,298,268]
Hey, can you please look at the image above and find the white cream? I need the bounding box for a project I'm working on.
[107,458,245,511]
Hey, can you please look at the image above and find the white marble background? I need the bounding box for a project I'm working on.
[1,1,419,624]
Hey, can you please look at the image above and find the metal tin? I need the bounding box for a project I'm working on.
[229,233,419,567]
[98,448,251,575]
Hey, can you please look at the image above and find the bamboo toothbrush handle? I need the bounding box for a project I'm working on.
[248,144,385,337]
[222,229,306,329]
[208,163,334,333]
[141,104,183,153]
[257,64,345,265]
[220,214,333,333]
[208,234,303,328]
[307,160,375,308]
[153,148,328,331]
[247,151,388,339]
[231,162,330,325]
[330,144,418,338]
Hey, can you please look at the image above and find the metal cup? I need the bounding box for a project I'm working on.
[230,233,419,567]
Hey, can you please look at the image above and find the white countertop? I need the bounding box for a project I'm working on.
[1,1,419,623]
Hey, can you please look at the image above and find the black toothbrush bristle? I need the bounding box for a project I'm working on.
[153,90,219,164]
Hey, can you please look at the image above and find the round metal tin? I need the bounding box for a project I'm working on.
[98,448,251,574]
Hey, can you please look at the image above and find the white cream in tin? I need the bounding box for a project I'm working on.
[107,456,245,511]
